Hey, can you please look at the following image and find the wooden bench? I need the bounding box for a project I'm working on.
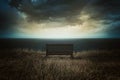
[46,44,73,58]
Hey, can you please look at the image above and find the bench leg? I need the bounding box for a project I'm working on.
[46,54,48,57]
[71,54,74,59]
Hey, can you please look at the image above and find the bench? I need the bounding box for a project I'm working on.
[46,44,73,58]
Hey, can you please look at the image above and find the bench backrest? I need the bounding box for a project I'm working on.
[46,44,73,55]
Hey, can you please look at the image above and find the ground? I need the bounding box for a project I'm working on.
[0,49,120,80]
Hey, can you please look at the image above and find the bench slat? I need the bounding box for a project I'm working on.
[46,44,73,57]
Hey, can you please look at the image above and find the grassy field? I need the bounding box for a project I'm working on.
[0,49,120,80]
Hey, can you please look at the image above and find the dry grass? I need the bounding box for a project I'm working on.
[0,49,120,80]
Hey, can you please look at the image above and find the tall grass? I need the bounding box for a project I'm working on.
[0,49,120,80]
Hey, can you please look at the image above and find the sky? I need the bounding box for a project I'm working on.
[0,0,120,39]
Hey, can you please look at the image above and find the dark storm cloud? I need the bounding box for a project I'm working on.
[84,0,120,19]
[9,0,89,21]
[0,0,20,36]
[83,0,120,37]
[1,0,120,38]
[8,0,120,22]
[96,0,120,35]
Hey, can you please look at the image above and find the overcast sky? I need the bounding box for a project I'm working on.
[0,0,120,38]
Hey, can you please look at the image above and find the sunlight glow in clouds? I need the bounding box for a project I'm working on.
[1,0,119,38]
[16,11,107,39]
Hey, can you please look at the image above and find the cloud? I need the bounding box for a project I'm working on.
[80,0,120,37]
[1,0,120,38]
[0,0,20,34]
[11,0,120,38]
[9,0,89,22]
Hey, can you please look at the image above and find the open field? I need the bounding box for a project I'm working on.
[0,49,120,80]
